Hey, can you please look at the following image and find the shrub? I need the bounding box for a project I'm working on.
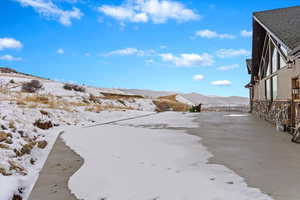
[33,119,53,130]
[21,80,43,93]
[63,83,86,92]
[153,96,190,112]
[0,67,17,74]
[23,95,49,104]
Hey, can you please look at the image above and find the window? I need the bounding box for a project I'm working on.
[262,39,287,77]
[279,45,287,69]
[280,45,288,56]
[279,54,286,69]
[272,76,278,99]
[265,75,278,100]
[272,47,278,72]
[266,58,271,76]
[266,79,271,100]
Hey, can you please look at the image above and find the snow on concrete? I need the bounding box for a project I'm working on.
[224,114,250,117]
[62,112,273,200]
[118,112,199,128]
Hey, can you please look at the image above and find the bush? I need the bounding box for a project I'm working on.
[189,104,202,112]
[0,67,17,74]
[33,119,53,130]
[63,83,86,92]
[21,80,43,93]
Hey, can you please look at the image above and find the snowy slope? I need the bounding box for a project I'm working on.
[0,68,248,199]
[175,94,194,106]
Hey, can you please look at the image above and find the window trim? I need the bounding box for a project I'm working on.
[265,74,278,101]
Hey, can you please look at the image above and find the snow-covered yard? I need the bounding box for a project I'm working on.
[0,70,259,200]
[62,112,272,200]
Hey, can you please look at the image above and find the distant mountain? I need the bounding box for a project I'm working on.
[0,67,249,107]
[120,89,176,98]
[120,89,249,106]
[182,93,249,106]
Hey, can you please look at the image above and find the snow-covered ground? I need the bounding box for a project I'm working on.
[0,71,159,199]
[0,69,251,200]
[62,112,272,200]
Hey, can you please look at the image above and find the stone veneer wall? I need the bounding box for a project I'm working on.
[252,100,291,125]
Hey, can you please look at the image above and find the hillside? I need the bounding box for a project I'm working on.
[0,67,250,199]
[121,89,249,106]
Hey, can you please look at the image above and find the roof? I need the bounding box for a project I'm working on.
[244,83,253,88]
[249,6,300,84]
[253,6,300,53]
[246,59,252,74]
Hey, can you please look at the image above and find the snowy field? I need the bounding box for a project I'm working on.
[62,112,272,200]
[0,69,251,200]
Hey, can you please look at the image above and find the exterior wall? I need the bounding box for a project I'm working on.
[277,68,292,100]
[253,60,300,102]
[250,60,300,126]
[276,60,300,100]
[253,84,259,100]
[258,80,265,100]
[252,100,291,125]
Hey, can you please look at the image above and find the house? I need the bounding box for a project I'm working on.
[246,6,300,130]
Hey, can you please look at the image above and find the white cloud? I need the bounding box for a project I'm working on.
[84,52,91,56]
[216,48,250,58]
[218,34,235,39]
[196,29,217,38]
[145,59,154,64]
[15,0,83,26]
[240,30,252,37]
[0,55,22,61]
[160,45,167,49]
[193,74,204,81]
[104,48,155,56]
[57,48,64,54]
[217,64,239,71]
[195,29,235,39]
[98,0,200,24]
[211,80,231,86]
[105,48,141,56]
[0,38,23,50]
[160,53,214,67]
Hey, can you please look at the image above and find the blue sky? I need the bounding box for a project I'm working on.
[0,0,299,97]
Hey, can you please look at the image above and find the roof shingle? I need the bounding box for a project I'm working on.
[254,6,300,52]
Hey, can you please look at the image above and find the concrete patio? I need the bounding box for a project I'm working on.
[188,112,300,200]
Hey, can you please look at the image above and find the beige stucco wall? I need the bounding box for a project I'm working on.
[258,80,265,100]
[276,68,292,100]
[277,60,300,100]
[252,59,300,101]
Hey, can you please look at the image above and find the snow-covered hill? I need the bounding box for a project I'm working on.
[0,67,249,200]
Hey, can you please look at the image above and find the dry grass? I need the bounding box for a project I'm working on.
[158,94,178,101]
[0,84,10,95]
[13,93,134,113]
[154,94,190,112]
[85,104,133,113]
[23,95,49,104]
[101,92,144,100]
[14,94,88,112]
